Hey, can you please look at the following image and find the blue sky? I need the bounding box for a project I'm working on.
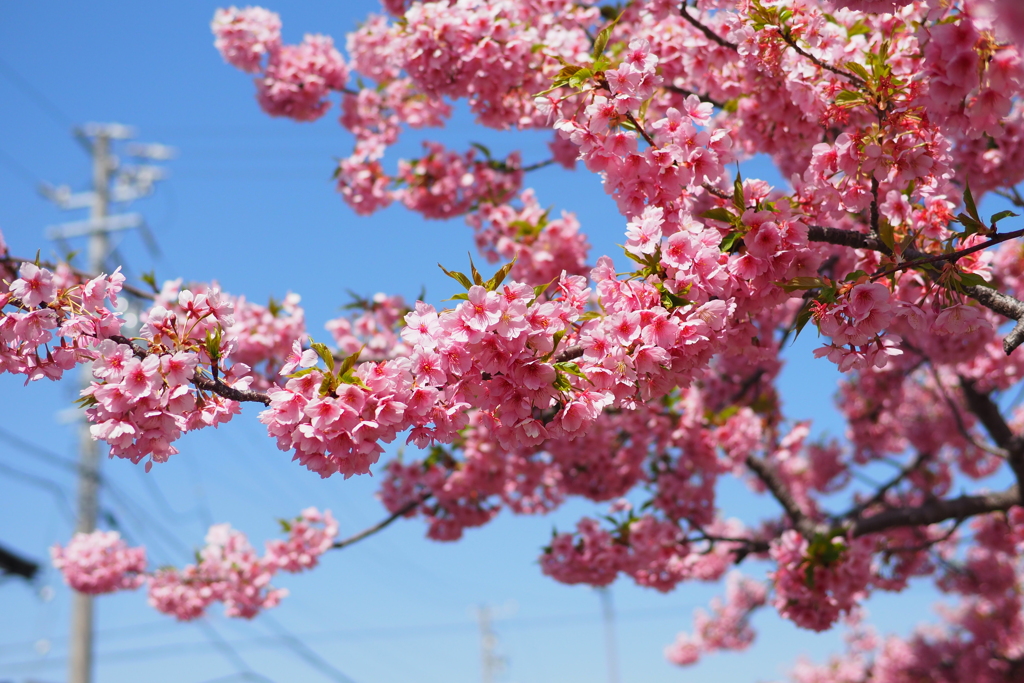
[0,3,966,683]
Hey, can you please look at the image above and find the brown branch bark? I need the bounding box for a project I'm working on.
[960,378,1024,490]
[850,486,1020,537]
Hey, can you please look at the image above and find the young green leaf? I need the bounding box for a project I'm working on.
[438,263,473,290]
[963,180,980,223]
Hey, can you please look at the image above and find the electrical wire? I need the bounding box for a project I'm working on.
[0,56,76,130]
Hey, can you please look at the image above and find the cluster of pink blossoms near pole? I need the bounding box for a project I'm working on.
[7,0,1024,678]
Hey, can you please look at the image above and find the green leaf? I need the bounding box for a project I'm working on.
[791,302,814,343]
[593,25,612,60]
[957,271,995,289]
[444,292,469,302]
[286,366,318,379]
[963,180,980,223]
[700,207,737,224]
[846,20,870,37]
[74,394,99,409]
[719,232,743,253]
[577,311,602,322]
[955,212,987,237]
[991,209,1019,226]
[552,372,573,393]
[660,288,691,309]
[140,270,158,292]
[834,90,865,107]
[336,347,363,378]
[468,255,485,286]
[486,256,517,291]
[878,219,895,251]
[278,519,292,533]
[470,142,492,160]
[778,276,827,292]
[438,263,473,290]
[843,269,869,282]
[554,362,590,382]
[310,340,335,373]
[568,67,593,88]
[844,61,871,81]
[733,170,745,212]
[205,327,223,362]
[542,329,567,361]
[533,278,557,299]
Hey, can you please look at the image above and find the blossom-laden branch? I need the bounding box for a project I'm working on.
[15,0,1024,673]
[2,254,156,301]
[807,226,1024,354]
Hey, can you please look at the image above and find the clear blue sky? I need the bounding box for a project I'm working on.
[0,3,962,683]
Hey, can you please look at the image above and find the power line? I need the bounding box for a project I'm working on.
[0,459,76,522]
[0,146,43,189]
[196,620,276,683]
[0,56,76,129]
[260,614,358,683]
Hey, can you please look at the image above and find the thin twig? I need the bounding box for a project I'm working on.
[926,365,1008,459]
[745,454,816,536]
[842,452,929,520]
[331,495,430,550]
[679,2,739,51]
[871,228,1024,282]
[778,31,866,88]
[625,112,657,148]
[664,84,726,110]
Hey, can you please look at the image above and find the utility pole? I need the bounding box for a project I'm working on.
[598,587,620,683]
[476,604,504,683]
[40,122,172,683]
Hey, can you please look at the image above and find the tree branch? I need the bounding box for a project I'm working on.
[960,378,1024,490]
[679,2,739,51]
[806,226,1024,354]
[745,455,816,536]
[778,31,866,88]
[850,486,1020,537]
[108,334,272,406]
[331,495,430,550]
[2,254,157,300]
[871,228,1024,282]
[842,452,930,521]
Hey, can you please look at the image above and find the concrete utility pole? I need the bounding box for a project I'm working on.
[598,587,620,683]
[476,604,503,683]
[41,123,172,683]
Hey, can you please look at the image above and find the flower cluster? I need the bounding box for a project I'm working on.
[82,288,246,469]
[770,531,874,632]
[664,572,768,666]
[1,261,124,382]
[51,531,146,595]
[53,510,337,620]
